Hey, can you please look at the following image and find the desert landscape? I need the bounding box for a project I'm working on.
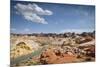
[10,31,95,66]
[10,1,95,67]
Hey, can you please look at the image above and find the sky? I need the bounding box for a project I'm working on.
[10,1,95,34]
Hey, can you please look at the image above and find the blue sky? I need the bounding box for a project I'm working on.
[10,1,95,34]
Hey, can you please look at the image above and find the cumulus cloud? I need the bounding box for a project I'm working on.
[14,3,53,24]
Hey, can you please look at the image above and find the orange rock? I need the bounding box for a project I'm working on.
[40,48,77,64]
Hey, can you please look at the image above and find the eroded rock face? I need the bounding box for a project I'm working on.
[40,47,77,64]
[10,42,34,59]
[83,45,95,57]
[10,32,95,66]
[78,44,95,57]
[39,43,95,64]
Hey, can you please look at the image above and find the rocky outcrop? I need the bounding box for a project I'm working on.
[40,47,77,64]
[11,42,34,59]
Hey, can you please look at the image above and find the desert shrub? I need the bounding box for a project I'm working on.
[41,42,47,46]
[86,51,95,57]
[85,58,92,61]
[84,37,93,42]
[32,61,39,65]
[77,55,81,58]
[75,38,81,44]
[15,63,20,66]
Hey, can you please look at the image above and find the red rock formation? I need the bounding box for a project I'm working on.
[40,48,77,64]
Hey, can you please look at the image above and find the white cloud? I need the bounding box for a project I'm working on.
[14,3,53,24]
[24,14,48,24]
